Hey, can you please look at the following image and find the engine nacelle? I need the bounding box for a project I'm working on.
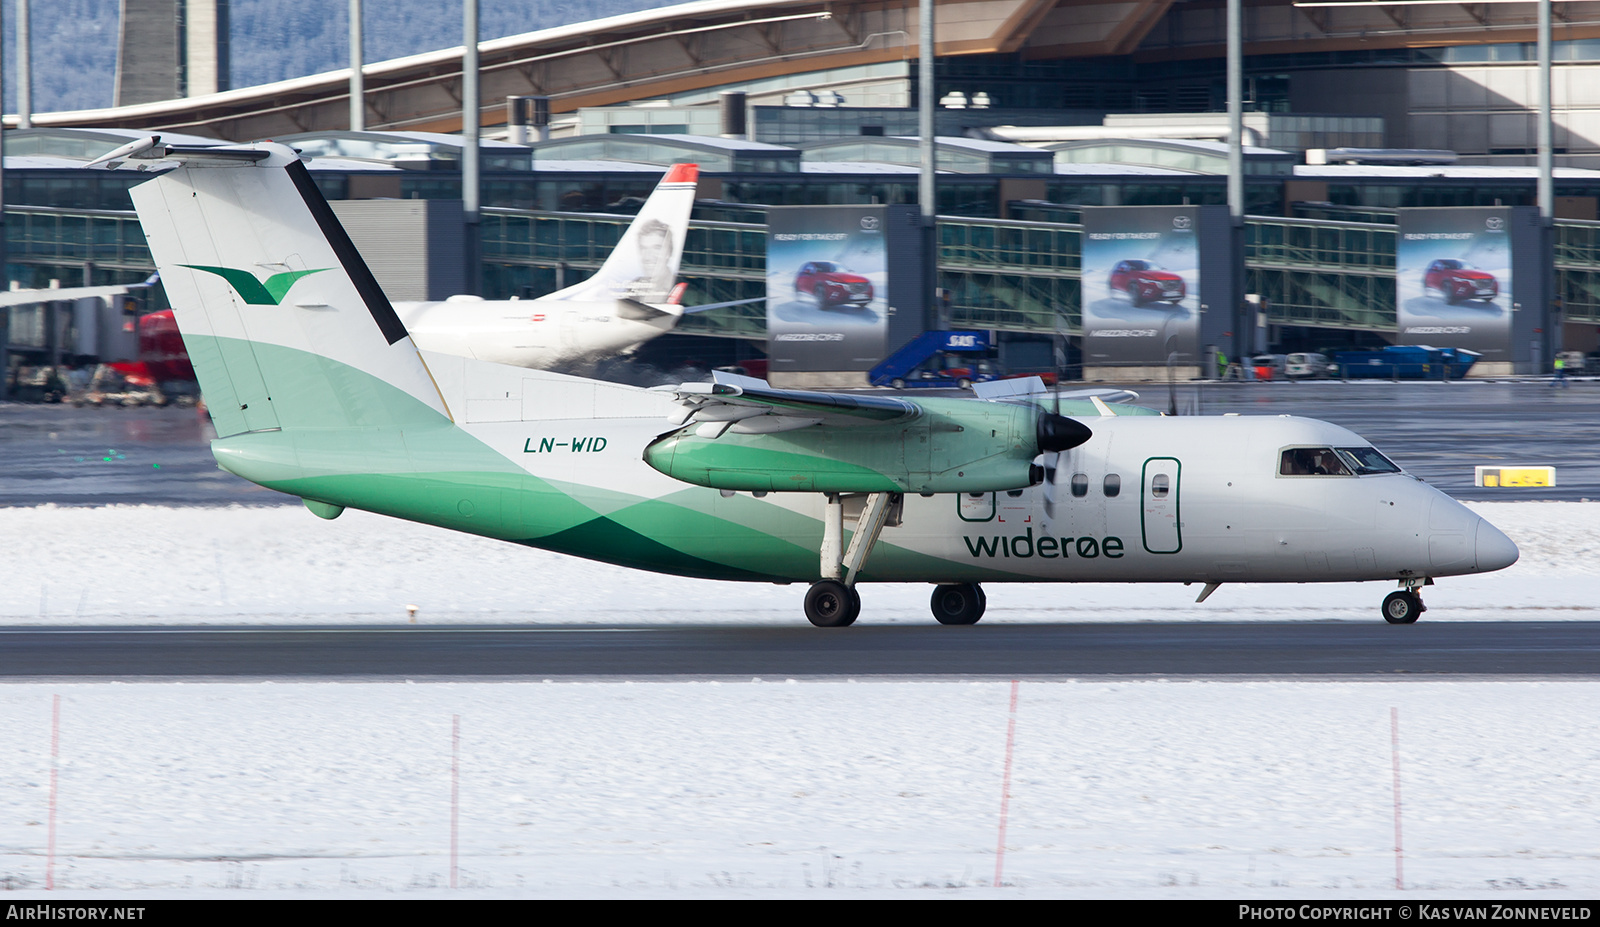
[644,397,1089,494]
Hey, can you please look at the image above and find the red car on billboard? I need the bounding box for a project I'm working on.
[1424,259,1498,304]
[795,261,873,308]
[1108,259,1185,307]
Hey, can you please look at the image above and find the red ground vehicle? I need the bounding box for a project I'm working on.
[1108,259,1185,307]
[1424,259,1498,304]
[794,261,873,308]
[106,309,198,388]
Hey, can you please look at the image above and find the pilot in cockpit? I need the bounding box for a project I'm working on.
[1280,447,1351,476]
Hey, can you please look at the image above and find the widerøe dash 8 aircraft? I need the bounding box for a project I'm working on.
[113,141,1518,627]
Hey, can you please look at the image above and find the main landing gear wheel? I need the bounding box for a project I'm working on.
[931,583,986,625]
[805,580,860,627]
[1382,591,1425,625]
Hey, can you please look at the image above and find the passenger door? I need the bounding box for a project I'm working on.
[1141,457,1182,554]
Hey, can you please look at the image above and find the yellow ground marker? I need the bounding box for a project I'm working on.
[1474,466,1557,488]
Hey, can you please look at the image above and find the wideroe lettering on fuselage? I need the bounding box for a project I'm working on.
[963,530,1125,559]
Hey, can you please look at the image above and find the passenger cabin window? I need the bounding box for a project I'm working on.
[1279,447,1353,476]
[1103,474,1121,497]
[1070,473,1089,497]
[1151,473,1169,497]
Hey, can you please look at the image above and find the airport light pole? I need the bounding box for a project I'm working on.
[0,0,8,399]
[463,0,480,295]
[1539,0,1555,370]
[349,0,364,131]
[1538,0,1552,221]
[1227,0,1246,365]
[15,0,29,129]
[919,0,940,329]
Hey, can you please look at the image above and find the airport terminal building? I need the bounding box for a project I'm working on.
[6,0,1600,379]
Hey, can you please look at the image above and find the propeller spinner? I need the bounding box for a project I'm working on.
[1036,411,1092,453]
[1037,410,1091,520]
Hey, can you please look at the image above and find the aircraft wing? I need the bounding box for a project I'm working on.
[0,284,142,308]
[647,371,1090,492]
[661,370,917,435]
[971,378,1141,406]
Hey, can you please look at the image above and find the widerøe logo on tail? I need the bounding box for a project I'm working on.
[181,265,330,305]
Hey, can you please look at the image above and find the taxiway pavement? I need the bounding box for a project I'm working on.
[3,621,1597,678]
[2,379,1593,505]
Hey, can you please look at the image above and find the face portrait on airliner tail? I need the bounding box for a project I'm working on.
[630,219,674,301]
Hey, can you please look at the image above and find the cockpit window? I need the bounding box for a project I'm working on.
[1335,446,1402,474]
[1279,447,1353,476]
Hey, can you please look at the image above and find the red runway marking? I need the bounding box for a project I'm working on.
[46,694,60,891]
[994,680,1020,888]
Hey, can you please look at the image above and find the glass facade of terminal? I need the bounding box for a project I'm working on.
[9,196,1600,342]
[7,149,1600,355]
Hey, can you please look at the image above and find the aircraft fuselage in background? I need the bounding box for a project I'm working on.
[397,296,678,371]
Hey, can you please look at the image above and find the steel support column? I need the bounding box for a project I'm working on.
[920,0,940,328]
[462,0,480,295]
[1227,0,1247,363]
[349,0,364,131]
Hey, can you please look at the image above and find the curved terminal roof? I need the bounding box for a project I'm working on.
[4,127,227,160]
[275,130,531,171]
[1048,138,1296,176]
[15,0,1596,142]
[799,136,1053,174]
[527,133,801,172]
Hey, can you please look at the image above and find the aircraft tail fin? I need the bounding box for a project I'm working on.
[119,142,451,438]
[544,163,698,305]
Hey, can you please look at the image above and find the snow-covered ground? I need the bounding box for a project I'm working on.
[1,502,1596,897]
[2,679,1597,897]
[1,502,1596,625]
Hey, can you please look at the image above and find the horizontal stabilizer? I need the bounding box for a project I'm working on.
[615,298,683,321]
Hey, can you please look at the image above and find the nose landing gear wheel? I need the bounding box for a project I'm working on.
[1382,591,1425,624]
[805,580,860,627]
[931,583,986,625]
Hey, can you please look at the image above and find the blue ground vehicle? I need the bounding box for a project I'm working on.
[869,331,1000,389]
[1333,345,1479,379]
